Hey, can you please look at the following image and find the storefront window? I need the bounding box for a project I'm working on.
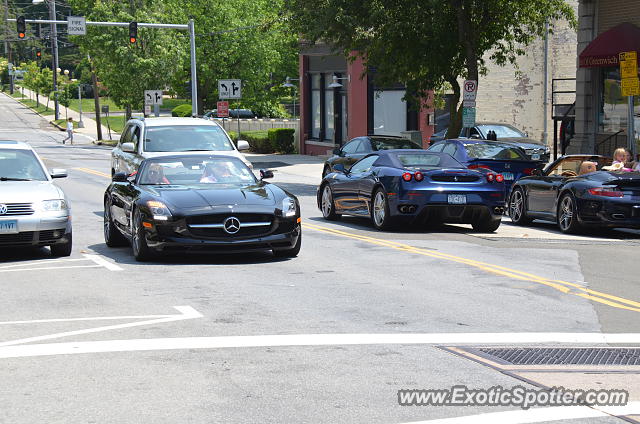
[311,74,321,139]
[373,90,407,136]
[324,75,335,140]
[599,67,626,133]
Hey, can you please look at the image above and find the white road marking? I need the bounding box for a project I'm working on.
[84,254,123,271]
[0,306,202,348]
[0,258,88,269]
[0,312,177,325]
[0,332,639,359]
[0,265,102,273]
[399,403,640,424]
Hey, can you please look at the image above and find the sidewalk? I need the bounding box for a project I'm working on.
[244,152,324,179]
[12,87,119,144]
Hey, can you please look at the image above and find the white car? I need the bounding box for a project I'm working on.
[110,117,252,176]
[0,140,72,256]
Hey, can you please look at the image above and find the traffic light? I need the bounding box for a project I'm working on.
[17,16,26,39]
[36,50,41,58]
[129,22,137,44]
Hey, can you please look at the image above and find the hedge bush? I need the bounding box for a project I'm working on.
[268,128,295,153]
[227,130,272,153]
[171,104,192,117]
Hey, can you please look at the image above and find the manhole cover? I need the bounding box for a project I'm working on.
[475,348,640,366]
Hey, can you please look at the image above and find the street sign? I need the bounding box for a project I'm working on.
[217,101,229,118]
[144,105,151,116]
[67,16,86,36]
[622,78,640,97]
[462,107,476,128]
[463,80,478,105]
[101,105,109,114]
[620,51,637,63]
[144,90,163,105]
[218,79,242,99]
[621,59,638,79]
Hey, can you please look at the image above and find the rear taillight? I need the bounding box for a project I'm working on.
[495,174,505,183]
[469,164,490,170]
[402,172,413,182]
[589,187,624,197]
[523,168,534,175]
[414,172,424,182]
[486,173,495,182]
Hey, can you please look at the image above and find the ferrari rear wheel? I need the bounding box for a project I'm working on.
[321,184,341,221]
[557,192,582,234]
[371,187,395,231]
[472,218,501,233]
[132,209,156,262]
[509,188,532,225]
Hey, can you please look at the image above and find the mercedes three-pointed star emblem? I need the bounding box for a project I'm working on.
[223,216,241,234]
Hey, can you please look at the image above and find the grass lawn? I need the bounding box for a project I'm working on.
[67,97,123,113]
[101,115,127,134]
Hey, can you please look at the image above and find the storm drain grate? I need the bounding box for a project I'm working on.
[475,348,640,366]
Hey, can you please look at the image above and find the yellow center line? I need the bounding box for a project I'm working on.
[74,167,111,179]
[303,222,640,313]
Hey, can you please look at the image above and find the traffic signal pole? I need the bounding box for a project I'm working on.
[7,18,199,117]
[49,1,60,120]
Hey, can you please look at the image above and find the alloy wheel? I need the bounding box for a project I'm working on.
[510,190,523,222]
[373,191,386,227]
[321,185,333,218]
[559,196,574,231]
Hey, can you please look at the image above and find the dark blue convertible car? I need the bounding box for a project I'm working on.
[317,150,507,232]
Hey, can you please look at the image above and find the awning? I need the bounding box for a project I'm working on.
[579,22,640,68]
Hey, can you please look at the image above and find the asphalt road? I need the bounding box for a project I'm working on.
[1,93,639,423]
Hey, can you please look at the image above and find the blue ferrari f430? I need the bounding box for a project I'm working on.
[317,150,507,232]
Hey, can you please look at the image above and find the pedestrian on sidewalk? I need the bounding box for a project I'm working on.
[63,117,74,145]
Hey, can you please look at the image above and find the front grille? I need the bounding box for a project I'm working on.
[431,175,479,183]
[186,213,274,239]
[0,231,35,244]
[477,347,640,366]
[0,203,34,216]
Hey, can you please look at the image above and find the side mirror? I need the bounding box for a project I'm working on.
[260,169,274,180]
[332,148,341,156]
[122,142,136,153]
[333,163,347,174]
[112,172,128,182]
[237,140,250,151]
[50,168,67,179]
[469,134,481,140]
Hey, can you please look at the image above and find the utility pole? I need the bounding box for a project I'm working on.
[188,19,198,116]
[89,55,102,141]
[49,0,60,120]
[4,0,13,94]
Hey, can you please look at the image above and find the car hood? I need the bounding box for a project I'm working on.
[495,137,547,148]
[0,181,64,203]
[144,183,277,209]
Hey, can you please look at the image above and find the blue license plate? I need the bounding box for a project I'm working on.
[503,172,514,181]
[0,220,18,234]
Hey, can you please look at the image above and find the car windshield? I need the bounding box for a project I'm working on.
[143,125,234,152]
[0,149,48,181]
[476,124,525,138]
[547,157,612,177]
[395,153,463,170]
[371,138,422,150]
[139,157,256,185]
[464,143,528,160]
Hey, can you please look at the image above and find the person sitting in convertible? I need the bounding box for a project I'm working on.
[578,161,597,175]
[200,161,234,183]
[144,163,170,184]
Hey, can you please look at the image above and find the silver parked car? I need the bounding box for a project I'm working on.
[110,117,252,176]
[0,141,72,256]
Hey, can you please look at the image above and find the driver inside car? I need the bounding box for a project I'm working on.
[145,163,170,185]
[200,161,234,183]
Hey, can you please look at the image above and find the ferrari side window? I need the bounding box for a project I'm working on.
[341,140,360,155]
[350,156,378,174]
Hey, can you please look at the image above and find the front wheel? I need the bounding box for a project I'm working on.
[320,184,341,221]
[371,187,395,231]
[509,187,532,225]
[557,192,582,234]
[50,232,72,257]
[132,209,156,262]
[273,230,301,258]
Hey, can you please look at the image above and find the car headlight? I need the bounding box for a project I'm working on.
[41,199,68,212]
[282,197,297,217]
[146,200,171,220]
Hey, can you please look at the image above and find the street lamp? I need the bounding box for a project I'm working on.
[281,76,299,120]
[63,69,69,76]
[33,0,60,120]
[328,74,350,89]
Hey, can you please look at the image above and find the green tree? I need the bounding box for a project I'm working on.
[35,68,53,108]
[286,0,575,137]
[22,61,40,103]
[66,0,187,118]
[168,0,298,115]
